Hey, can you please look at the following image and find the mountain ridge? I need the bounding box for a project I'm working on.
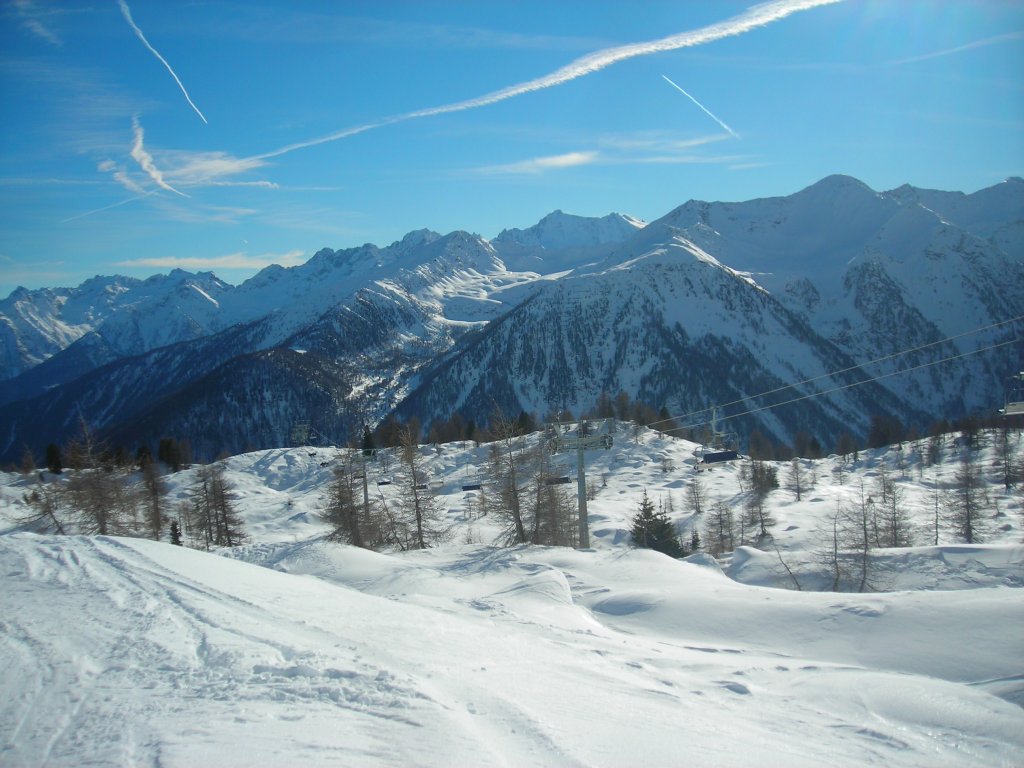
[1,175,1020,463]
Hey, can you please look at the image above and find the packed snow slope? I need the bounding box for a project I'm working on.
[1,425,1023,767]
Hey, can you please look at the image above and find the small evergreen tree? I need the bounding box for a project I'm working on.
[324,453,382,549]
[361,424,376,457]
[834,432,858,460]
[45,443,63,474]
[868,414,904,449]
[630,489,683,558]
[169,519,183,546]
[594,391,615,419]
[656,406,679,436]
[514,410,537,436]
[158,438,184,472]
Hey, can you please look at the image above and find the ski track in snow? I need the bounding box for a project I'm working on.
[1,535,441,766]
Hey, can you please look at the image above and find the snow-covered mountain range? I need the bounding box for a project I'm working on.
[1,176,1021,462]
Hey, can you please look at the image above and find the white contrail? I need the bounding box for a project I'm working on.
[62,191,157,223]
[661,74,740,139]
[118,0,208,124]
[130,116,188,197]
[889,30,1024,66]
[256,0,839,160]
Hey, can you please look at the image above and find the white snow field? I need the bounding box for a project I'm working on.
[2,426,1023,767]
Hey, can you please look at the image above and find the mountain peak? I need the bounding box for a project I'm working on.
[493,210,644,251]
[393,229,441,250]
[797,174,875,198]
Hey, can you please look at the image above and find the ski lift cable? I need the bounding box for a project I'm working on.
[648,314,1023,431]
[724,337,1019,423]
[645,314,1024,432]
[655,336,1020,438]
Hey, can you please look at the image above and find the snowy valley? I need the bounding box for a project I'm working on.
[1,422,1022,767]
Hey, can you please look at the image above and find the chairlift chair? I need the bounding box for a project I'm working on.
[545,475,572,485]
[1002,372,1024,416]
[694,406,738,466]
[702,449,739,465]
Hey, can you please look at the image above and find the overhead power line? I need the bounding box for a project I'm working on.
[646,315,1023,435]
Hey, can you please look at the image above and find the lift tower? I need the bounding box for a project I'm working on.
[546,418,614,548]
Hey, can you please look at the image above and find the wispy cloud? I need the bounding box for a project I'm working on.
[632,154,748,166]
[155,150,268,187]
[475,151,600,175]
[114,250,306,271]
[152,203,259,225]
[117,0,208,124]
[0,177,104,187]
[255,0,842,160]
[81,123,274,222]
[200,180,279,189]
[12,0,62,45]
[99,158,146,195]
[729,161,777,170]
[662,75,740,139]
[889,30,1024,66]
[224,10,607,53]
[129,116,188,196]
[470,131,744,175]
[0,58,159,158]
[597,132,731,152]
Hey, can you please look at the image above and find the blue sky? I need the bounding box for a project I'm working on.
[1,0,1022,297]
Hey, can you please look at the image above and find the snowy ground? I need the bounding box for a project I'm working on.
[1,426,1023,767]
